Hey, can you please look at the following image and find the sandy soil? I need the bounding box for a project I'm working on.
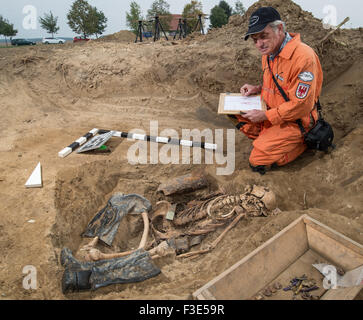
[0,0,362,300]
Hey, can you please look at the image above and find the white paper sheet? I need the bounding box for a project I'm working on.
[224,95,262,111]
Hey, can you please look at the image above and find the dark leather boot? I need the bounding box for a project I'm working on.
[60,248,161,293]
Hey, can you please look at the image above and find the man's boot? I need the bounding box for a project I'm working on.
[60,247,161,293]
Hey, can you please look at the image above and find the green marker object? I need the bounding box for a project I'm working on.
[99,145,107,150]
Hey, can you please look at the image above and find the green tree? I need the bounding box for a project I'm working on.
[67,0,107,38]
[182,0,203,34]
[87,6,107,38]
[233,0,246,15]
[218,1,232,20]
[67,0,92,38]
[39,11,60,37]
[126,1,143,35]
[209,5,228,28]
[147,0,172,31]
[0,16,4,37]
[0,17,17,45]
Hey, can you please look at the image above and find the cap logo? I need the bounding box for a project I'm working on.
[249,16,259,27]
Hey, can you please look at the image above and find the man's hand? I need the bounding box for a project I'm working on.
[243,109,267,123]
[240,84,261,96]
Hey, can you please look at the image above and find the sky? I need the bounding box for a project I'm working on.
[1,0,361,39]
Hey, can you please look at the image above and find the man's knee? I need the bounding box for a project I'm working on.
[249,148,276,166]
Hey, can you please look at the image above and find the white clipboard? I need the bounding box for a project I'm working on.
[218,93,267,115]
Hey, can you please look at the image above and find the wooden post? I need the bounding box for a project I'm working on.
[319,17,350,44]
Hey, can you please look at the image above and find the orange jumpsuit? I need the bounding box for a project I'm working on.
[237,33,323,166]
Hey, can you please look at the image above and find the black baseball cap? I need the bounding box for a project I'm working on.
[244,7,281,40]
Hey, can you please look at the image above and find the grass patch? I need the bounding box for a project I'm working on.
[0,45,16,49]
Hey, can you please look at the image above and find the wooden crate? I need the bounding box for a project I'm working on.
[193,214,363,300]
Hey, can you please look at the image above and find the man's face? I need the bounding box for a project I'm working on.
[251,25,284,56]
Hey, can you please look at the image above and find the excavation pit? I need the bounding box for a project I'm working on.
[50,160,283,297]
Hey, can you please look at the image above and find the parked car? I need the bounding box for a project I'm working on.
[73,36,90,43]
[11,38,36,46]
[143,31,153,38]
[42,37,66,44]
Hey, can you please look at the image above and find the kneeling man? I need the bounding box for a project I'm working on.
[236,7,323,174]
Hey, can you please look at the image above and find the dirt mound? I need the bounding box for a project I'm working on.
[207,0,359,46]
[95,30,136,42]
[203,0,361,80]
[226,0,320,42]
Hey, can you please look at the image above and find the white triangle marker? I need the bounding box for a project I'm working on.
[25,162,42,188]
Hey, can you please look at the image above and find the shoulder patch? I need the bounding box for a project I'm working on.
[298,71,314,82]
[296,83,310,99]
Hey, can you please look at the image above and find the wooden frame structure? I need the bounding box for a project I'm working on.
[193,214,363,300]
